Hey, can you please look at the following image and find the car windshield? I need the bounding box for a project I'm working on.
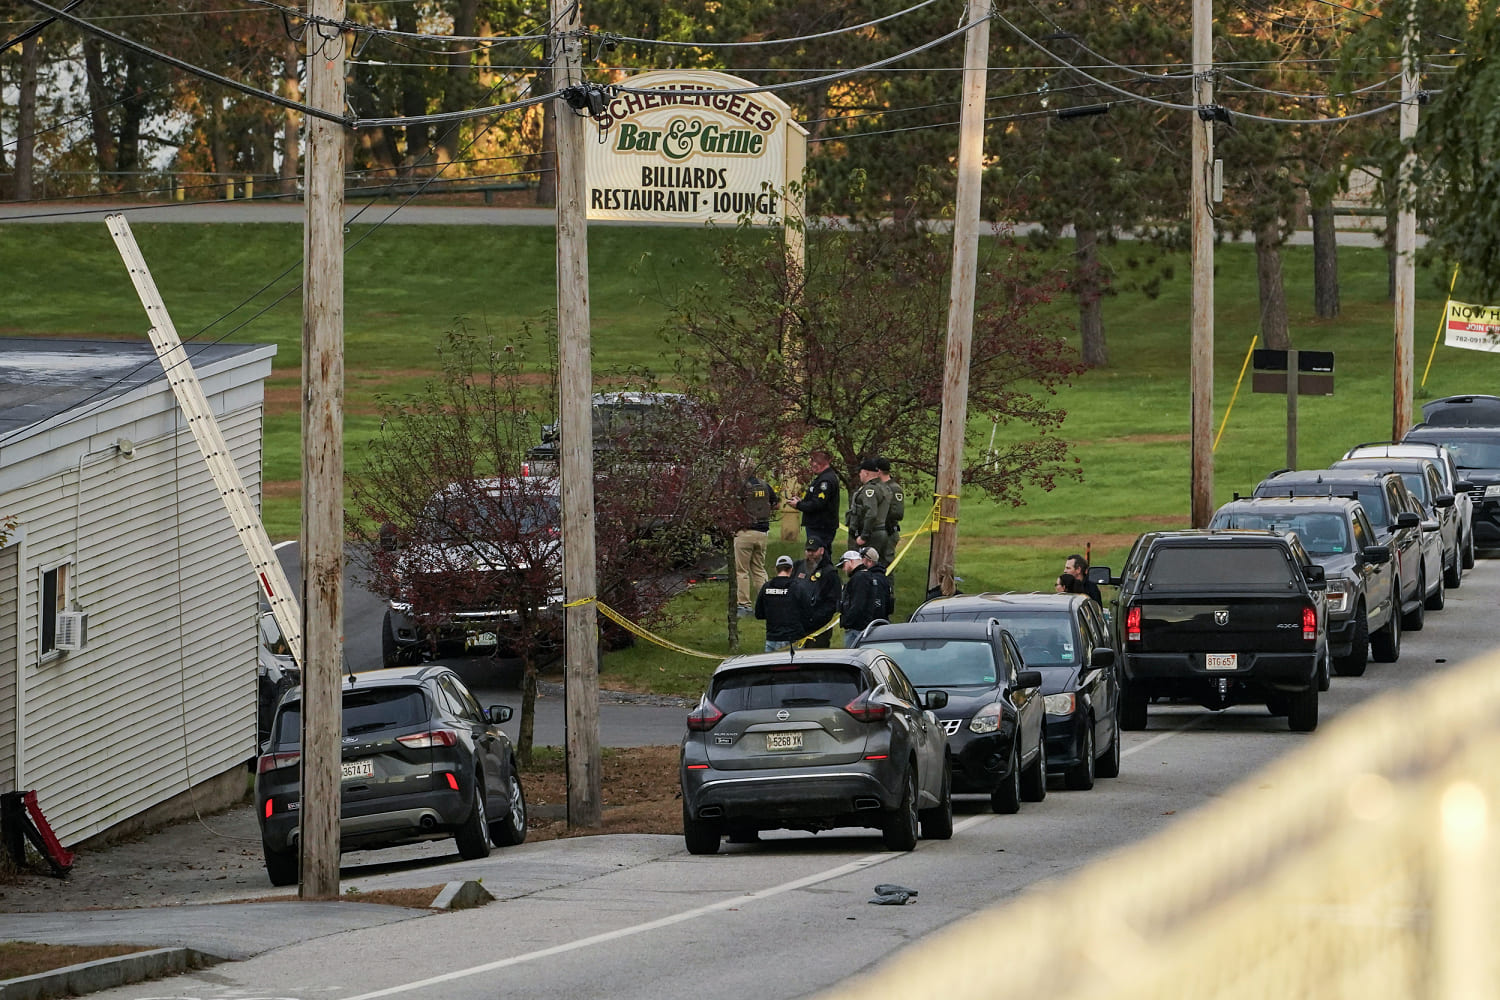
[1145,545,1297,590]
[1260,483,1387,525]
[1426,438,1500,471]
[711,665,866,711]
[860,639,999,685]
[1211,512,1351,556]
[423,491,559,542]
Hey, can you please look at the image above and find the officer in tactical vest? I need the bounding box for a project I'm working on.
[791,450,840,547]
[850,460,891,568]
[794,537,840,648]
[734,471,778,617]
[876,457,904,567]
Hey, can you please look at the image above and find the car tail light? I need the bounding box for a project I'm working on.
[264,799,273,818]
[258,751,301,774]
[1126,606,1142,643]
[1302,605,1317,641]
[445,772,460,791]
[687,702,724,731]
[396,729,460,749]
[844,692,890,723]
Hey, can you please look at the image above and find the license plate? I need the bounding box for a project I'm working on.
[466,631,498,649]
[341,758,374,780]
[1205,653,1237,671]
[765,732,803,751]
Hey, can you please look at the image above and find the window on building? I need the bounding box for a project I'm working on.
[41,563,69,655]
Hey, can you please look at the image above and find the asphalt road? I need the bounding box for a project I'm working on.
[77,556,1499,1000]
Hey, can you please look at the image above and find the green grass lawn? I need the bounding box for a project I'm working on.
[5,221,1495,697]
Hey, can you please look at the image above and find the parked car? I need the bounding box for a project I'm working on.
[1253,468,1438,629]
[679,648,953,854]
[1209,496,1397,672]
[1332,456,1462,588]
[1341,441,1475,569]
[1403,423,1500,551]
[524,391,692,478]
[379,477,563,666]
[852,618,1051,804]
[257,610,298,748]
[256,664,527,886]
[904,592,1120,790]
[1420,394,1500,427]
[1098,529,1328,732]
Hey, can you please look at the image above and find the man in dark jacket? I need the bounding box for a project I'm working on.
[791,450,840,547]
[734,472,778,618]
[838,549,882,645]
[755,555,806,652]
[794,537,840,648]
[862,546,895,622]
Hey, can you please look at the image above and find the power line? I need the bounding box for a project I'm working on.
[602,0,942,49]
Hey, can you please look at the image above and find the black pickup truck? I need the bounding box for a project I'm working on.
[1095,530,1328,733]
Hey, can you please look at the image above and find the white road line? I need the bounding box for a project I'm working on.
[1120,716,1202,757]
[342,814,992,1000]
[272,540,296,551]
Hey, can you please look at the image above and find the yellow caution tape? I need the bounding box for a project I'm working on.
[561,595,596,609]
[593,599,723,660]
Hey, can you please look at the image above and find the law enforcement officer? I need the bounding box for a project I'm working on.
[876,457,904,567]
[837,549,881,645]
[794,536,840,648]
[790,450,840,547]
[850,460,891,567]
[862,545,895,621]
[755,555,805,652]
[734,471,778,618]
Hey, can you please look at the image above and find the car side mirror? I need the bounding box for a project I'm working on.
[1395,511,1421,530]
[487,705,513,724]
[1362,544,1391,565]
[1434,493,1455,509]
[1015,669,1043,690]
[924,690,948,711]
[1091,647,1116,669]
[1302,564,1326,590]
[1087,566,1117,587]
[1456,480,1476,494]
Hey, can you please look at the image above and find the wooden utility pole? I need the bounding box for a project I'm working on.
[1189,0,1215,527]
[553,0,602,828]
[299,0,345,898]
[1393,0,1419,439]
[15,38,38,200]
[929,0,989,597]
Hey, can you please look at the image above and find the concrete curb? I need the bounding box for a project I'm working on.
[430,880,494,911]
[1,947,221,1000]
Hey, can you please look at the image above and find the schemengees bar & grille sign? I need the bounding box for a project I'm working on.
[587,71,807,224]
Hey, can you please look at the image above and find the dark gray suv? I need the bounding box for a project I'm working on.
[256,665,527,886]
[679,649,952,854]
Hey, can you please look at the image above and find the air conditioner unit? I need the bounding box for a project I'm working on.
[55,611,88,651]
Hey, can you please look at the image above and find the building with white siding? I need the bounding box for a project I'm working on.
[0,337,275,846]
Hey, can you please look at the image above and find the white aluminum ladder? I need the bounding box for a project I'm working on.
[106,214,303,668]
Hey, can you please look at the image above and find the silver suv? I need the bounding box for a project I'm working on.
[1342,441,1475,568]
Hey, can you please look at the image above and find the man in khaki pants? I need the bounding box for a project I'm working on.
[736,471,778,617]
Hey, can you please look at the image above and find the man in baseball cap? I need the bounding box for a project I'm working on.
[862,546,895,622]
[794,537,839,648]
[754,554,806,652]
[838,548,880,645]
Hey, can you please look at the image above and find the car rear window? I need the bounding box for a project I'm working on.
[1144,545,1297,590]
[711,665,866,711]
[1211,512,1351,555]
[860,639,999,685]
[271,686,430,746]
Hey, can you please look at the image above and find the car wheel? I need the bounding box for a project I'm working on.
[919,758,954,841]
[991,742,1022,815]
[1317,654,1330,693]
[1333,606,1368,677]
[263,844,298,887]
[1401,570,1426,631]
[1120,684,1148,731]
[489,767,528,847]
[1064,719,1096,791]
[1463,530,1476,569]
[682,804,722,855]
[1444,548,1462,589]
[1426,573,1447,611]
[881,766,920,851]
[1020,733,1047,802]
[454,784,493,860]
[1371,600,1401,663]
[1095,713,1121,779]
[1287,684,1319,733]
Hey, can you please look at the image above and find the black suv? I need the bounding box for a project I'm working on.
[1421,394,1500,426]
[1253,468,1438,628]
[853,619,1048,808]
[1097,530,1328,732]
[905,592,1121,791]
[256,665,527,886]
[1331,456,1462,588]
[1404,423,1500,549]
[1210,496,1397,673]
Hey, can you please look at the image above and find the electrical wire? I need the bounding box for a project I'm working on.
[1020,0,1194,81]
[809,100,1122,143]
[800,81,1100,126]
[2,79,179,150]
[602,0,942,49]
[245,0,548,45]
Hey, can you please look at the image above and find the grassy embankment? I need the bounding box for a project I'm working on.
[3,221,1492,696]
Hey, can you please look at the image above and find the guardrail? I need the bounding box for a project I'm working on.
[819,648,1499,1000]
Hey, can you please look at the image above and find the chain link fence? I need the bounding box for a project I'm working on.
[821,650,1498,1000]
